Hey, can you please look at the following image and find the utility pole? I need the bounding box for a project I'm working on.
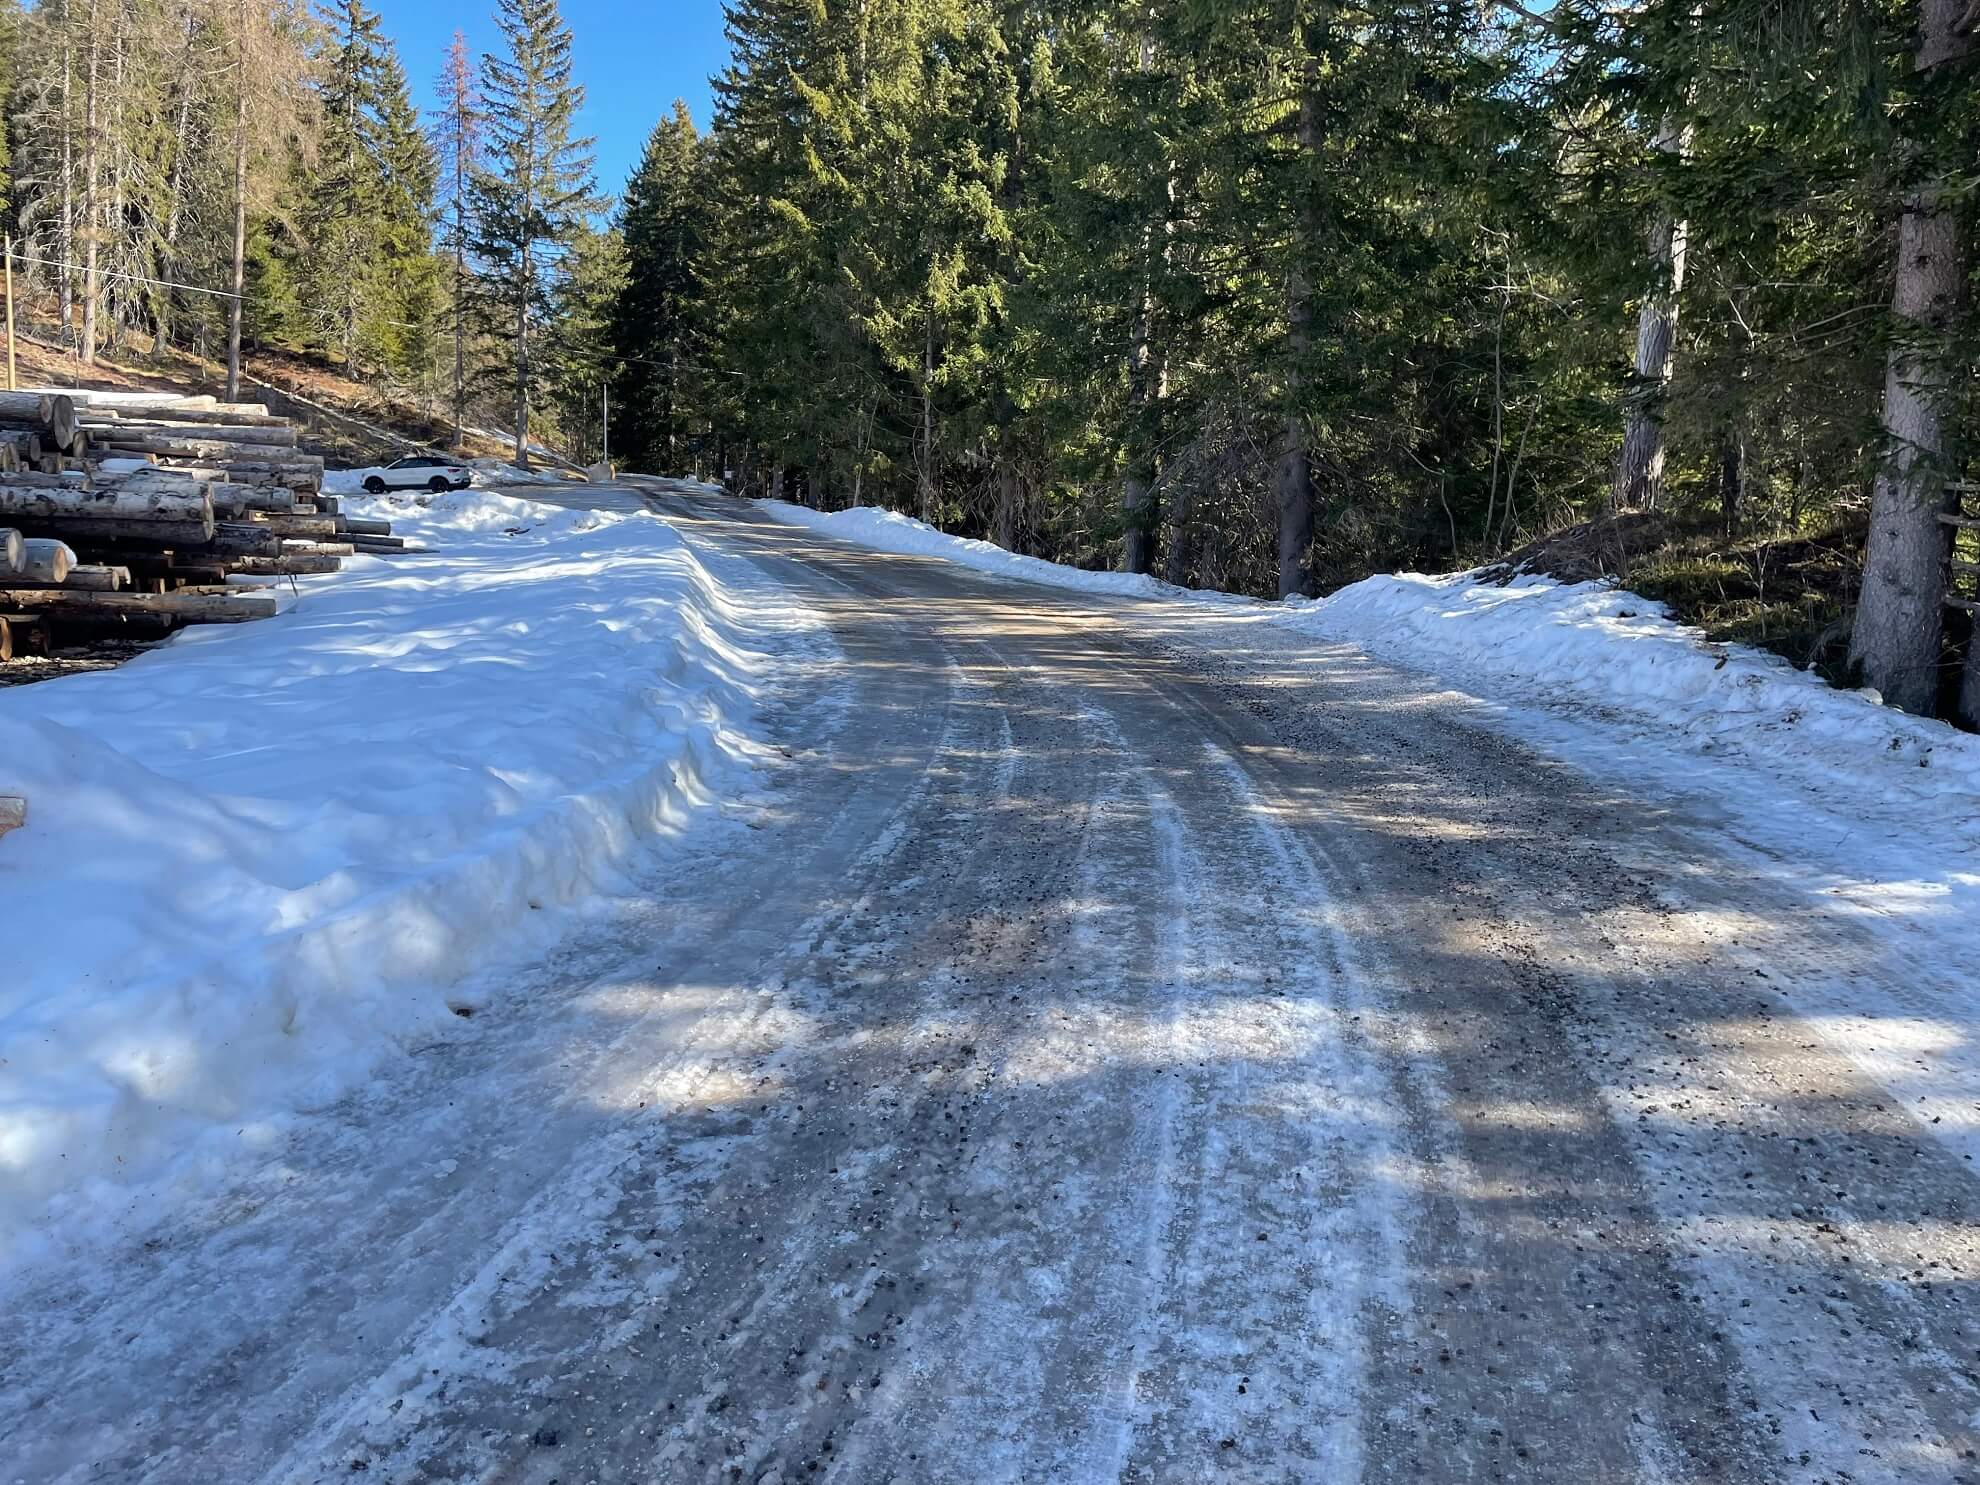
[601,377,610,470]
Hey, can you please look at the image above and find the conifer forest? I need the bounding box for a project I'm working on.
[2,0,1977,718]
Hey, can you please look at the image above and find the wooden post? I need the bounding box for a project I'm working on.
[4,236,16,393]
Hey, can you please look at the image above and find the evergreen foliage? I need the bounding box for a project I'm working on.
[469,0,598,465]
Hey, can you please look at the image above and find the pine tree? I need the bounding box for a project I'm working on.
[471,0,598,468]
[547,219,623,464]
[610,100,707,473]
[431,31,482,445]
[370,48,440,378]
[304,0,390,372]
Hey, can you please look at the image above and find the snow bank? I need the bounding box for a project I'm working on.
[760,500,1206,601]
[1283,571,1980,818]
[0,489,789,1245]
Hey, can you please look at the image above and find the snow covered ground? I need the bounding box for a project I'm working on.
[0,488,814,1251]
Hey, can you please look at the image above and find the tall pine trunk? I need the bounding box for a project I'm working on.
[1275,55,1318,600]
[515,240,530,467]
[1613,115,1690,511]
[81,4,100,366]
[1962,603,1980,728]
[1121,31,1166,576]
[514,116,536,470]
[993,460,1020,553]
[225,0,248,403]
[59,5,75,337]
[1847,0,1974,714]
[918,315,937,524]
[453,201,466,449]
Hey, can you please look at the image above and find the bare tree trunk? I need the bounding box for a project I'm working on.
[1163,476,1197,588]
[59,5,75,337]
[514,246,529,467]
[1961,593,1980,728]
[993,460,1021,552]
[1719,426,1747,535]
[1121,30,1167,576]
[225,0,248,403]
[1275,57,1319,600]
[1848,0,1974,715]
[918,316,937,524]
[515,116,536,470]
[81,4,100,367]
[105,17,126,351]
[1612,115,1691,511]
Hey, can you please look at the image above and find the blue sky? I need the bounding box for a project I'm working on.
[388,0,732,201]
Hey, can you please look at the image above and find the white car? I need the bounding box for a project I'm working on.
[354,455,474,494]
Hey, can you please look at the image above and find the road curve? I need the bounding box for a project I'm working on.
[2,486,1976,1484]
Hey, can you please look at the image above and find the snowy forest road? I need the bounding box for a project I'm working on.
[5,485,1978,1484]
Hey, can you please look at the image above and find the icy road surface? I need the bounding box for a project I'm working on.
[4,486,1978,1484]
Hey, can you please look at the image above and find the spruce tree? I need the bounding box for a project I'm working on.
[431,31,483,445]
[305,0,391,373]
[470,0,598,468]
[610,100,707,473]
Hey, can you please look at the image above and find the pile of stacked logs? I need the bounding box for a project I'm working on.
[0,389,405,662]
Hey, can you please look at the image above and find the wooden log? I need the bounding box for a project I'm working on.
[201,488,299,518]
[65,564,131,591]
[228,554,342,576]
[46,395,77,451]
[160,565,230,587]
[0,470,90,489]
[79,420,297,448]
[349,535,410,552]
[338,517,395,536]
[19,515,215,547]
[83,406,286,427]
[141,461,320,491]
[209,523,286,558]
[5,563,129,592]
[18,539,74,583]
[0,526,19,573]
[0,392,78,439]
[0,481,215,538]
[93,437,324,470]
[257,514,337,537]
[87,469,216,497]
[283,540,354,557]
[29,391,217,410]
[0,430,43,461]
[0,588,278,622]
